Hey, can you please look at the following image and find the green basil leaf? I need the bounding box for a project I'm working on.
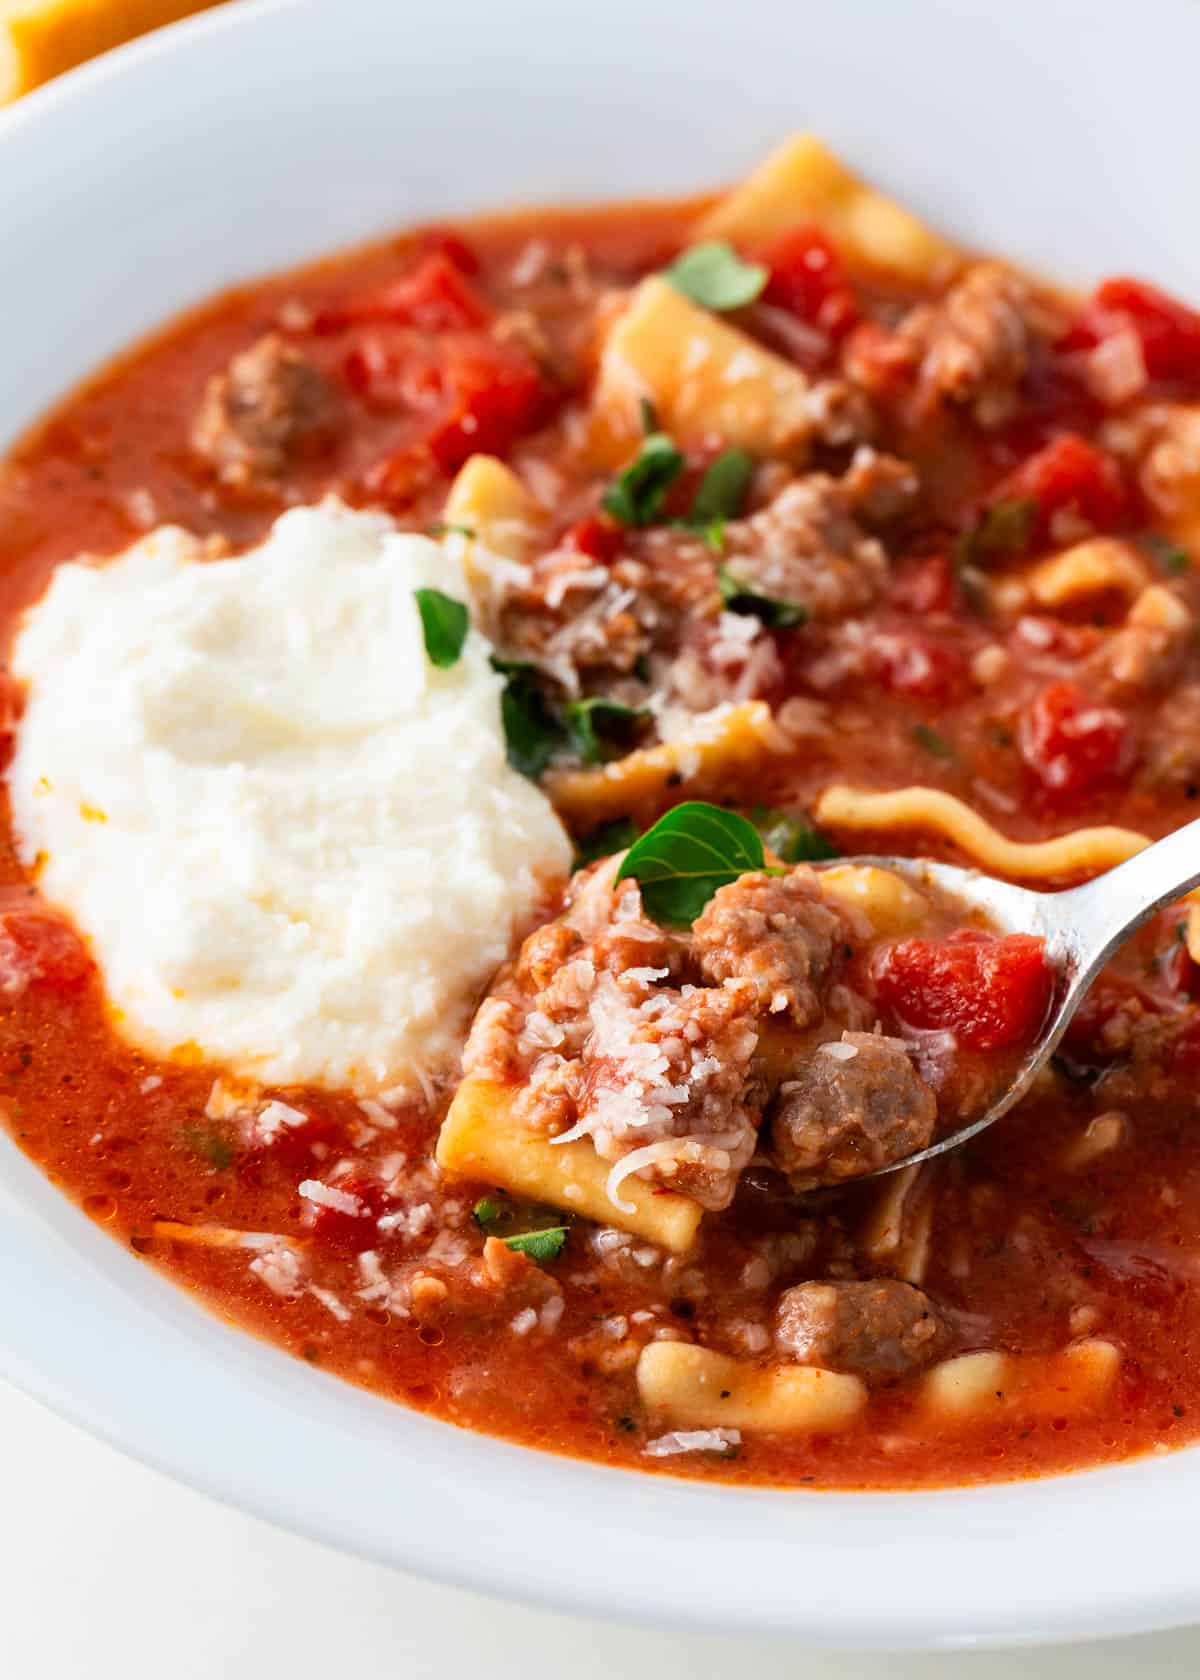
[564,696,649,766]
[503,1226,568,1262]
[473,1197,504,1227]
[182,1124,234,1172]
[665,241,768,312]
[718,566,808,628]
[574,816,639,870]
[1140,532,1191,575]
[638,395,659,436]
[616,800,765,925]
[913,722,956,762]
[602,433,686,527]
[751,806,839,864]
[414,587,470,669]
[492,659,569,778]
[955,497,1037,570]
[688,448,753,526]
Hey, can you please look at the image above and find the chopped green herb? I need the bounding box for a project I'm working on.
[955,497,1038,570]
[615,1413,638,1434]
[492,658,569,778]
[564,696,649,766]
[718,565,808,628]
[913,722,956,762]
[616,800,765,926]
[697,518,728,553]
[638,395,660,436]
[664,241,768,312]
[182,1125,233,1171]
[687,448,753,527]
[426,520,477,540]
[751,806,838,863]
[574,816,638,869]
[473,1197,503,1227]
[503,1226,568,1262]
[414,587,469,669]
[602,433,686,527]
[1141,532,1191,574]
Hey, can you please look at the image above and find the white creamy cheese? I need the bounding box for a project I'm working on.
[8,500,571,1095]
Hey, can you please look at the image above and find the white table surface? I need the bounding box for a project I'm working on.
[2,1378,1199,1679]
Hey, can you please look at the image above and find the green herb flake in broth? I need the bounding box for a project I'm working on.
[664,242,768,312]
[913,722,956,762]
[718,566,808,629]
[502,1226,569,1262]
[564,696,649,766]
[602,433,686,527]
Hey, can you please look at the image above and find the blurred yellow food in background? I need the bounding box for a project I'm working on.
[2,0,228,102]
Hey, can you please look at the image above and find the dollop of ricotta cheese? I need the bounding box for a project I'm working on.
[8,500,571,1096]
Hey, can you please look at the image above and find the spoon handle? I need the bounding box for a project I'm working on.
[1049,813,1200,981]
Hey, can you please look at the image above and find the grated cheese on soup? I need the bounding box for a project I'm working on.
[7,500,570,1095]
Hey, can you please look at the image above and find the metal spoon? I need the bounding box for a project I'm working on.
[816,819,1200,1173]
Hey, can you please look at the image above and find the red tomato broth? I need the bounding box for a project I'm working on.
[1,188,1200,1488]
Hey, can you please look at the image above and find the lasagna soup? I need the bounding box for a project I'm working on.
[3,135,1200,1487]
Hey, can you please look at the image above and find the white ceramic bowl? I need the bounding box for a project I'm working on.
[2,0,1199,1647]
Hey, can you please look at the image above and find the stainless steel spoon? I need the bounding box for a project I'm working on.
[816,819,1200,1173]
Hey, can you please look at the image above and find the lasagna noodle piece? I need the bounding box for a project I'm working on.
[441,452,541,564]
[814,784,1150,883]
[435,1076,703,1254]
[1,0,226,101]
[548,699,786,827]
[591,276,821,462]
[1024,539,1150,609]
[696,132,956,283]
[637,1341,867,1433]
[920,1340,1120,1427]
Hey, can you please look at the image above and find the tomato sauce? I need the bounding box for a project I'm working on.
[3,186,1200,1488]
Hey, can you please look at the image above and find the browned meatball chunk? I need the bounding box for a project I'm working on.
[692,868,850,1027]
[192,333,336,487]
[720,474,888,623]
[776,1278,945,1378]
[898,264,1033,428]
[770,1032,936,1189]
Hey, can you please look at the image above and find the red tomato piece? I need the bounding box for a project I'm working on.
[761,224,858,338]
[998,433,1129,537]
[1018,680,1131,797]
[1062,277,1200,385]
[303,1175,388,1253]
[417,226,480,275]
[560,513,624,562]
[873,929,1052,1051]
[0,890,91,997]
[869,631,968,699]
[320,255,490,336]
[423,334,547,472]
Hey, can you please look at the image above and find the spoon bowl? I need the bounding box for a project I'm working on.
[816,816,1200,1172]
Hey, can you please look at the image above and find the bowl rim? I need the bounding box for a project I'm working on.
[4,0,1200,1649]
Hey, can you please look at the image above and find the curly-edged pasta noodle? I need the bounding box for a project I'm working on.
[436,1076,702,1254]
[636,1341,867,1433]
[817,863,930,935]
[920,1340,1120,1427]
[1024,538,1150,609]
[860,1162,937,1286]
[590,277,820,463]
[697,133,957,284]
[815,784,1149,884]
[442,454,541,564]
[548,699,787,828]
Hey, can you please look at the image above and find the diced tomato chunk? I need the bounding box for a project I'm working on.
[761,224,858,338]
[0,890,91,996]
[870,630,968,699]
[319,255,490,336]
[422,334,547,472]
[1062,277,1200,385]
[417,225,480,275]
[997,433,1129,538]
[302,1175,388,1253]
[873,929,1053,1051]
[560,513,623,562]
[1018,680,1132,797]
